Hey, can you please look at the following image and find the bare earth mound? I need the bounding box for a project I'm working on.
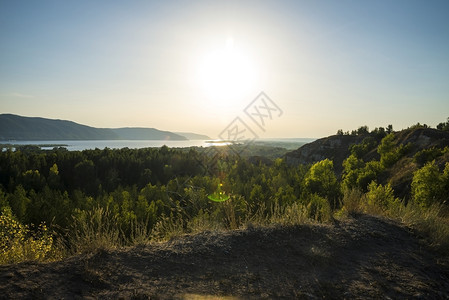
[1,215,448,299]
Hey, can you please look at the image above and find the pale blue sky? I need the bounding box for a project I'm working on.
[1,0,448,138]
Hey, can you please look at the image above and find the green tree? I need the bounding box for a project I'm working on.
[342,154,364,190]
[304,159,339,207]
[356,161,383,192]
[21,170,45,192]
[377,133,404,168]
[0,188,8,210]
[74,159,97,195]
[436,117,449,131]
[386,124,393,134]
[411,161,444,208]
[442,163,449,200]
[350,136,377,158]
[7,185,30,222]
[356,125,369,135]
[371,127,386,139]
[47,163,61,190]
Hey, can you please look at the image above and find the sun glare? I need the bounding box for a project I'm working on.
[197,38,258,106]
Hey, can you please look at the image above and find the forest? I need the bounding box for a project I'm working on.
[1,122,449,264]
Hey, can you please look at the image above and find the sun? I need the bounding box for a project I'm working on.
[197,38,258,106]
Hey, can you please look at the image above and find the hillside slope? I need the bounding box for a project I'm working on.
[285,128,449,169]
[285,128,449,198]
[285,134,371,174]
[0,114,187,140]
[0,215,448,299]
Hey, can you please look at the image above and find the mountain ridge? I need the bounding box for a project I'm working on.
[174,132,211,140]
[0,114,208,141]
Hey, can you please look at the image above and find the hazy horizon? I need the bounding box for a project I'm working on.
[1,1,449,138]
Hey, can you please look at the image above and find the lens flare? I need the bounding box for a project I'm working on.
[207,183,230,202]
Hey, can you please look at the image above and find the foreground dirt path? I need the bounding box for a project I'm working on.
[1,214,448,299]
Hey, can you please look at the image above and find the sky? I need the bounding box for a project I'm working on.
[1,0,449,138]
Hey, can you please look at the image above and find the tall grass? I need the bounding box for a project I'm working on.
[396,202,449,252]
[339,189,364,216]
[150,212,186,241]
[246,201,310,226]
[339,188,449,253]
[69,207,123,253]
[149,198,312,241]
[69,206,153,253]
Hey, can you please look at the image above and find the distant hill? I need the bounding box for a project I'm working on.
[112,128,186,140]
[0,114,188,141]
[175,132,211,140]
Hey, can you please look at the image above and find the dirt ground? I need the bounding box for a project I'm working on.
[1,214,448,299]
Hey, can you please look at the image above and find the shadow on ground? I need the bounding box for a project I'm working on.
[1,214,448,299]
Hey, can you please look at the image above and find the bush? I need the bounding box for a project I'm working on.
[307,194,332,222]
[0,207,57,264]
[365,181,399,214]
[414,148,444,166]
[411,161,445,208]
[349,136,377,158]
[342,156,384,192]
[340,189,364,215]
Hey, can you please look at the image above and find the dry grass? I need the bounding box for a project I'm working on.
[339,189,449,253]
[150,212,186,241]
[7,190,445,262]
[147,198,313,243]
[69,207,123,253]
[69,206,155,253]
[336,189,364,217]
[245,201,309,227]
[396,202,449,252]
